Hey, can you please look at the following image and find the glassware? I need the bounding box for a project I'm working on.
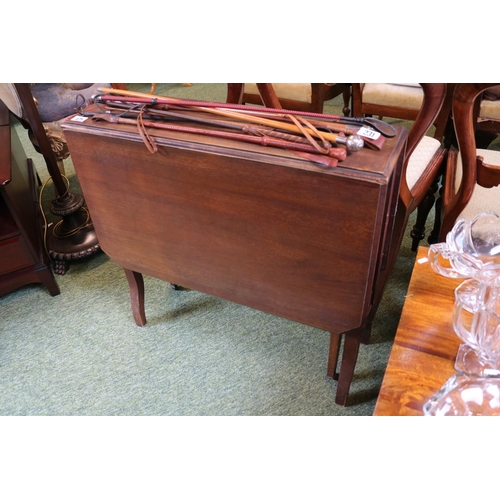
[429,211,500,281]
[452,275,500,376]
[423,212,500,415]
[423,373,500,416]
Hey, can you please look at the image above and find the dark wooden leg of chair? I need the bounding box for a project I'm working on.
[123,268,146,326]
[428,185,443,244]
[226,84,245,104]
[342,88,351,116]
[410,183,438,251]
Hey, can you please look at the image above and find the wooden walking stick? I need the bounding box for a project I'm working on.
[88,112,346,167]
[96,86,397,137]
[94,91,364,152]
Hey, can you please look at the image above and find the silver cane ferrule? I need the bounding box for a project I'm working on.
[339,134,364,152]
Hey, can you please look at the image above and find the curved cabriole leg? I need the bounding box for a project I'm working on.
[123,268,146,326]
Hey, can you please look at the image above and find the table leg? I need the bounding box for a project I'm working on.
[326,328,363,406]
[336,329,362,406]
[327,332,341,380]
[123,268,146,326]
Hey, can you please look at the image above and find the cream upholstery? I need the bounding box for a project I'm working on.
[480,99,500,121]
[353,83,448,251]
[244,83,314,103]
[362,83,423,110]
[406,135,442,190]
[357,83,445,192]
[454,148,500,220]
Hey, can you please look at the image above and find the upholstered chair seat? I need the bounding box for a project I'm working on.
[360,83,423,111]
[452,148,500,220]
[352,82,449,250]
[244,83,317,104]
[479,98,500,121]
[405,135,444,191]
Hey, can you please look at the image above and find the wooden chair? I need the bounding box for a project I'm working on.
[361,84,448,323]
[473,84,500,148]
[226,83,351,115]
[352,83,451,250]
[325,85,449,405]
[309,83,449,405]
[352,84,452,137]
[437,83,500,240]
[439,84,500,150]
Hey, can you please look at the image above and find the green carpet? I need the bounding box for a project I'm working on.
[1,84,425,415]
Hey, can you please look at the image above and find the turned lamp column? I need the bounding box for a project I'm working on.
[14,83,100,275]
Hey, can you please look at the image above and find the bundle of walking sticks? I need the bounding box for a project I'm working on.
[80,87,396,168]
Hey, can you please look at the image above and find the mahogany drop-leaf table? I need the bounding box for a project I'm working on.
[62,105,407,406]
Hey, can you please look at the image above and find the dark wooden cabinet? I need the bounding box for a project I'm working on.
[0,101,59,297]
[62,105,407,404]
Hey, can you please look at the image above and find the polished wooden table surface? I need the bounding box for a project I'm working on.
[373,246,464,415]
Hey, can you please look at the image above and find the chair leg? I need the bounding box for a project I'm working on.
[342,88,351,116]
[428,184,444,244]
[410,183,438,251]
[226,84,244,104]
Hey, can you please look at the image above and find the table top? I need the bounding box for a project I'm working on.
[373,246,464,416]
[62,104,408,335]
[62,104,407,181]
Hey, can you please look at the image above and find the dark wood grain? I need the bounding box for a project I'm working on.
[62,106,407,405]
